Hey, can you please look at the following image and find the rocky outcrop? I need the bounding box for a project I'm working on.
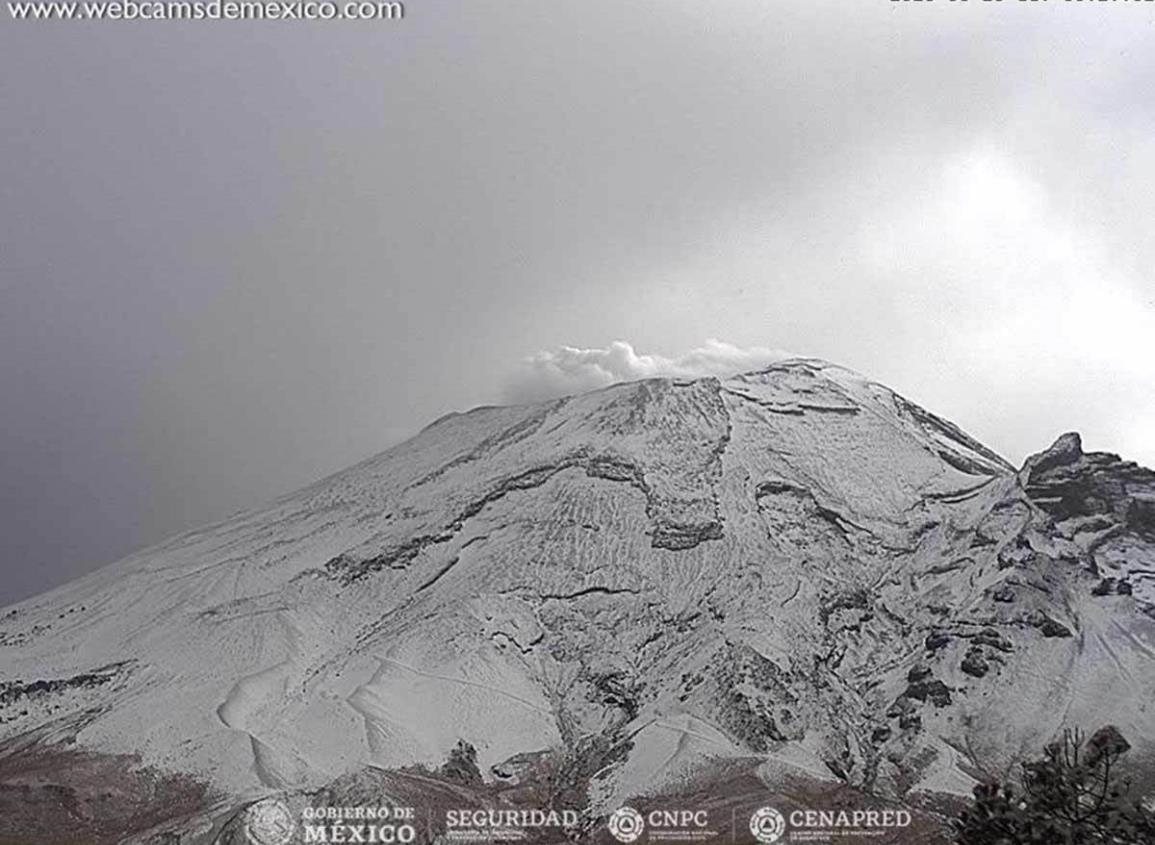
[1020,431,1155,607]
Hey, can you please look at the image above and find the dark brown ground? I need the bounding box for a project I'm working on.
[0,744,213,845]
[0,742,965,844]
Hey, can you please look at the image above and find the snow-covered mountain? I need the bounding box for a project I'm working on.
[2,358,1153,844]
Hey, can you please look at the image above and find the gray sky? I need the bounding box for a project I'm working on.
[3,1,1154,606]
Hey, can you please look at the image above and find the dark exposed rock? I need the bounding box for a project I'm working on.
[0,662,132,707]
[990,583,1016,603]
[1093,577,1133,597]
[886,699,912,720]
[820,588,872,628]
[713,644,802,749]
[903,679,952,708]
[971,628,1013,653]
[1126,496,1155,536]
[588,670,641,720]
[1028,612,1073,639]
[490,752,538,783]
[829,589,870,613]
[440,740,483,785]
[898,712,922,731]
[1020,432,1083,484]
[960,648,989,678]
[586,455,646,486]
[824,756,851,781]
[1084,725,1130,767]
[907,665,932,683]
[755,479,806,497]
[552,733,633,811]
[970,532,998,549]
[924,631,951,652]
[997,537,1043,571]
[651,520,723,551]
[1021,432,1155,529]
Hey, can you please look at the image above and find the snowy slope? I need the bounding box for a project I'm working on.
[1,358,1152,843]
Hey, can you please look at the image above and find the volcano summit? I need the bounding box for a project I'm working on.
[1,358,1153,844]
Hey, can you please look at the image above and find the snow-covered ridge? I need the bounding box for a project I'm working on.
[0,359,1152,843]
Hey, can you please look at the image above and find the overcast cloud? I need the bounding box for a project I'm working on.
[2,0,1154,604]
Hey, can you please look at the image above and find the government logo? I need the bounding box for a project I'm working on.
[607,806,645,843]
[748,806,786,844]
[244,798,296,845]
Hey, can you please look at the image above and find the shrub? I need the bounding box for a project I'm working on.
[955,726,1155,844]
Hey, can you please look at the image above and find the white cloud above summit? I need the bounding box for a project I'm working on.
[505,339,792,403]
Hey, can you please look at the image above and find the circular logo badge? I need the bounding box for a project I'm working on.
[244,798,296,845]
[608,806,645,843]
[749,806,786,844]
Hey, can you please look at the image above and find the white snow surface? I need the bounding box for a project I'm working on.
[1,358,1153,808]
